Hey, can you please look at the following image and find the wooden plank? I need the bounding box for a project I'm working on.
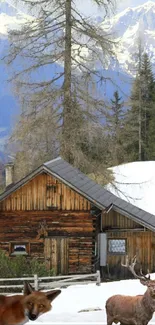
[61,238,68,274]
[51,238,58,274]
[44,238,51,270]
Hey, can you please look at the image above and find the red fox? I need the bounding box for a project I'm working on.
[0,281,61,325]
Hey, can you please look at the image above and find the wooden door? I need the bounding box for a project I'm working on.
[135,233,152,273]
[44,237,69,275]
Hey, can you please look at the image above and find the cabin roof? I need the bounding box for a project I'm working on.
[1,157,155,231]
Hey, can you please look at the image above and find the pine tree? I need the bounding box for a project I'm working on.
[105,90,125,165]
[124,76,142,161]
[146,91,155,160]
[141,53,155,159]
[124,53,155,161]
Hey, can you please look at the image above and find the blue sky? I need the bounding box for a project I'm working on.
[77,0,155,16]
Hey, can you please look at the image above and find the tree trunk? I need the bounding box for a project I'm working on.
[138,88,142,161]
[138,40,142,161]
[62,0,72,162]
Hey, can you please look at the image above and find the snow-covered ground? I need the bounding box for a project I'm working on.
[28,275,155,325]
[106,161,155,215]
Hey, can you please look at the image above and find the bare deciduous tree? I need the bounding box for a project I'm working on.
[5,0,116,178]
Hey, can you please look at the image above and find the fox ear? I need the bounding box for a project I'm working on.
[46,289,61,302]
[23,281,34,295]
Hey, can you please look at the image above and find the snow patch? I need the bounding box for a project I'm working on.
[106,161,155,215]
[24,275,155,324]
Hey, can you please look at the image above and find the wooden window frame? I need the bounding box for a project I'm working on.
[108,238,127,255]
[9,242,30,256]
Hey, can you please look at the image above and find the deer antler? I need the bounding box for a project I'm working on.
[140,268,151,281]
[121,255,150,281]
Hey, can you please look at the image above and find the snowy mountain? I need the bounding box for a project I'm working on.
[2,1,155,75]
[1,1,155,74]
[100,1,155,75]
[106,161,155,215]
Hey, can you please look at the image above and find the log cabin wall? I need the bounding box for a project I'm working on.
[0,173,90,211]
[0,173,97,274]
[102,210,155,279]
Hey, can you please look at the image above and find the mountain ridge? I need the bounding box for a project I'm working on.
[100,0,155,75]
[1,1,155,76]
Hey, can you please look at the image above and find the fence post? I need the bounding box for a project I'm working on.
[96,270,101,286]
[34,274,39,290]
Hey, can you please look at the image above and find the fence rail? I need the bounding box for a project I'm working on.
[0,270,101,293]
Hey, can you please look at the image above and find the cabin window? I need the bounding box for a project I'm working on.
[10,243,29,256]
[108,239,126,254]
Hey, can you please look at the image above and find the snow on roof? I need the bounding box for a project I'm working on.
[106,161,155,215]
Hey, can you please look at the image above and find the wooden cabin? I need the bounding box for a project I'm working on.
[0,157,155,278]
[102,210,155,279]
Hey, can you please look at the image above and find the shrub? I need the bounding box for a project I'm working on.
[0,250,55,292]
[0,250,54,278]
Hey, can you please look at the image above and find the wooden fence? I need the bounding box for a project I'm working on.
[0,270,101,293]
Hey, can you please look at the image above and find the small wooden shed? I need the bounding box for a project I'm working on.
[0,157,155,278]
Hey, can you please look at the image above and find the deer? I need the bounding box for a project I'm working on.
[106,255,155,325]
